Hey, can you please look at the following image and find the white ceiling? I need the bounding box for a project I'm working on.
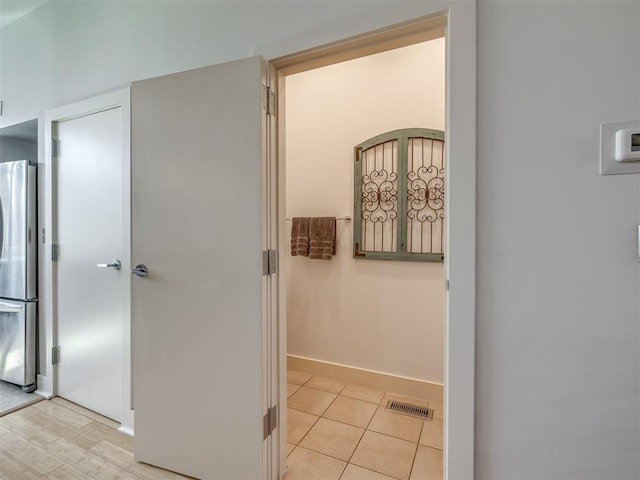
[0,0,48,29]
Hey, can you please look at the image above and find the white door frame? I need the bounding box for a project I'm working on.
[259,4,476,479]
[41,88,133,434]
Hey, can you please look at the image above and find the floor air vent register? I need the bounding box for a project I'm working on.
[385,400,434,421]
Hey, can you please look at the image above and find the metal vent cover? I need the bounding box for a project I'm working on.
[385,399,434,421]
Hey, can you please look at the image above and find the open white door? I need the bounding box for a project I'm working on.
[131,56,279,479]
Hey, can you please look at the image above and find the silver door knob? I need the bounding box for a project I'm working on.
[97,259,121,270]
[131,264,148,277]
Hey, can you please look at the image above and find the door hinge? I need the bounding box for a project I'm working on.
[262,249,277,276]
[0,100,3,116]
[52,139,60,157]
[263,405,278,439]
[51,244,59,261]
[446,279,450,291]
[51,346,59,365]
[266,86,276,116]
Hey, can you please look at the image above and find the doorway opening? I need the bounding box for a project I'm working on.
[273,20,450,479]
[267,7,476,478]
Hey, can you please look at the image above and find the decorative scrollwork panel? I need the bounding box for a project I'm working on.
[360,140,398,253]
[354,128,444,262]
[407,137,445,255]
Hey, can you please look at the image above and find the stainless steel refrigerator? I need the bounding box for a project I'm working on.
[0,160,37,392]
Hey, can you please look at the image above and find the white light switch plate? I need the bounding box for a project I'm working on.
[600,120,640,175]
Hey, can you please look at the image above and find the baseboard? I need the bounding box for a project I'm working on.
[287,355,443,402]
[119,409,134,437]
[33,389,53,400]
[35,374,53,399]
[118,424,134,437]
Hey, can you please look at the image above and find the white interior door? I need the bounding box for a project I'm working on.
[132,56,278,480]
[56,107,123,422]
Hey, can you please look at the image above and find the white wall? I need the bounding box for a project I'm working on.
[0,137,37,163]
[0,1,439,128]
[286,40,445,384]
[476,1,640,478]
[0,0,446,386]
[1,1,639,478]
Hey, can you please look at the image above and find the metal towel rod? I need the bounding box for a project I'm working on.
[286,216,351,223]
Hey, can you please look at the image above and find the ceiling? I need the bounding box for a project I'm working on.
[0,0,48,29]
[0,2,45,142]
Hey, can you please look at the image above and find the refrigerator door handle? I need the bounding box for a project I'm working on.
[0,193,4,261]
[0,301,22,313]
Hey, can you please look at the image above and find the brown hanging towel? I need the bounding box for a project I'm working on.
[309,217,336,260]
[290,217,310,256]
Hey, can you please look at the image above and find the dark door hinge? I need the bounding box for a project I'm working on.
[263,405,278,439]
[262,249,277,276]
[266,86,276,116]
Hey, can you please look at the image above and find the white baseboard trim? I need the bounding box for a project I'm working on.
[36,374,53,399]
[118,425,134,437]
[287,355,443,402]
[34,389,53,400]
[119,409,134,437]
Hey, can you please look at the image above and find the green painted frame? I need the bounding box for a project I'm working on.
[353,128,445,262]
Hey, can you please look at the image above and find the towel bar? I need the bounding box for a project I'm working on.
[286,216,351,223]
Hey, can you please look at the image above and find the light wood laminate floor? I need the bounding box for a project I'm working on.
[0,397,191,479]
[0,376,443,480]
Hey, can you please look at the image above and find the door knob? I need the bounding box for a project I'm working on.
[131,264,148,277]
[97,259,121,270]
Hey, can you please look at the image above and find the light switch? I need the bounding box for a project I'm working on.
[615,128,640,162]
[600,121,640,175]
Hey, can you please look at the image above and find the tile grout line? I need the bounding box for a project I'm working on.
[338,389,410,480]
[288,373,437,480]
[407,419,425,480]
[290,383,350,480]
[309,386,384,480]
[289,376,343,459]
[344,389,434,479]
[290,376,377,479]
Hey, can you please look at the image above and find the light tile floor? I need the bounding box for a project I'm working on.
[1,373,441,479]
[0,381,43,417]
[286,370,443,480]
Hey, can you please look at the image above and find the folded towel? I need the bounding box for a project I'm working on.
[290,217,310,257]
[309,217,336,260]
